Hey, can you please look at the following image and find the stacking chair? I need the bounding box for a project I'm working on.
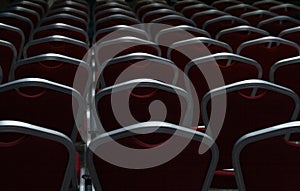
[233,121,300,191]
[241,10,277,26]
[181,4,214,18]
[47,7,89,22]
[168,37,232,71]
[252,0,282,10]
[279,26,300,46]
[23,35,89,60]
[55,0,88,7]
[142,9,180,23]
[212,0,242,11]
[191,9,227,29]
[224,4,258,17]
[0,12,33,42]
[0,120,78,191]
[95,8,136,21]
[87,121,218,191]
[173,0,202,12]
[269,3,300,16]
[11,53,92,97]
[9,1,45,18]
[0,23,25,59]
[6,6,40,28]
[202,79,299,188]
[134,0,167,12]
[0,40,17,83]
[51,1,88,13]
[237,36,300,80]
[95,15,140,31]
[94,2,131,13]
[0,78,85,142]
[257,15,300,36]
[137,3,171,20]
[216,25,269,51]
[97,52,178,89]
[203,15,250,38]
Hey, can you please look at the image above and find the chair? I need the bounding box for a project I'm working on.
[269,3,300,16]
[181,4,214,18]
[6,6,40,28]
[216,25,269,51]
[173,0,203,12]
[142,8,180,23]
[0,120,78,191]
[23,35,89,60]
[191,9,228,29]
[168,37,233,70]
[87,121,218,191]
[137,3,171,20]
[0,22,25,59]
[93,25,149,43]
[224,4,258,17]
[51,1,88,13]
[95,8,136,21]
[40,13,88,31]
[0,12,33,42]
[11,53,92,96]
[94,36,161,70]
[94,79,195,133]
[94,2,131,13]
[0,78,85,142]
[279,26,300,46]
[237,36,300,80]
[9,1,45,17]
[97,52,178,89]
[203,15,250,38]
[233,121,300,191]
[257,15,300,36]
[212,0,242,11]
[32,23,89,44]
[0,40,17,84]
[252,0,282,10]
[241,10,277,26]
[134,0,167,12]
[202,79,299,188]
[95,15,140,31]
[47,7,89,22]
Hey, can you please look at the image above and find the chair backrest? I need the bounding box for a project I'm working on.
[12,53,92,96]
[0,23,24,59]
[279,26,300,46]
[233,121,300,191]
[240,10,277,26]
[224,4,258,17]
[257,15,300,36]
[202,79,299,170]
[216,25,269,51]
[95,8,136,21]
[97,52,178,89]
[9,1,45,17]
[47,7,89,22]
[6,6,40,28]
[95,2,131,13]
[142,8,180,23]
[0,40,17,84]
[252,0,282,10]
[51,1,88,12]
[269,3,300,16]
[87,121,218,191]
[237,36,300,80]
[191,9,228,28]
[173,0,202,12]
[212,0,242,11]
[94,79,194,133]
[0,78,85,142]
[32,23,89,43]
[23,35,89,59]
[0,120,77,191]
[137,3,170,19]
[182,4,214,18]
[95,14,140,31]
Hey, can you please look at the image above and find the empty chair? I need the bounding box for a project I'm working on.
[237,36,300,80]
[0,23,25,58]
[233,121,300,191]
[32,23,89,44]
[142,8,180,23]
[134,0,167,12]
[94,2,131,13]
[137,3,171,20]
[216,25,269,51]
[224,4,258,17]
[191,9,227,29]
[173,0,203,12]
[269,3,300,16]
[23,35,89,59]
[96,0,128,6]
[93,25,149,43]
[47,7,89,22]
[87,121,218,191]
[6,6,40,28]
[0,78,85,142]
[40,13,88,31]
[241,10,277,26]
[257,15,300,36]
[55,0,88,6]
[182,4,214,18]
[94,36,161,70]
[11,53,92,96]
[0,120,78,191]
[212,0,242,11]
[97,53,178,89]
[94,79,195,133]
[0,12,33,42]
[202,79,299,189]
[252,0,282,10]
[95,15,140,31]
[279,26,300,46]
[51,1,88,13]
[0,40,17,83]
[203,15,250,38]
[168,37,233,70]
[9,1,45,17]
[95,8,136,21]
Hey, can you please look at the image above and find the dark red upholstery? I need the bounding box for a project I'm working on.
[0,40,16,83]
